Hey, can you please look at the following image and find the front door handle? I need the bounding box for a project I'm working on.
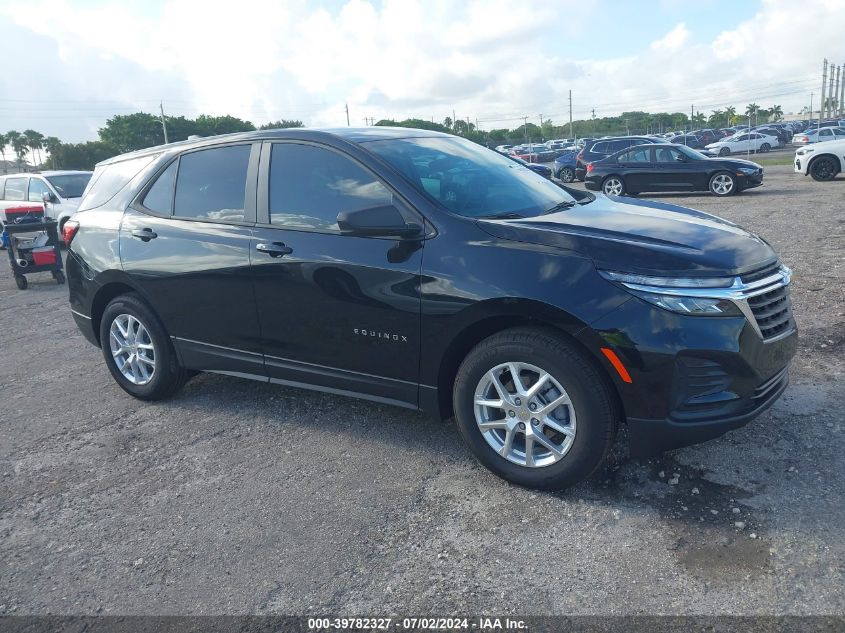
[131,228,157,241]
[256,242,293,258]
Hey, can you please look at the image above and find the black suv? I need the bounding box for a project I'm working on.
[66,128,797,490]
[574,136,658,180]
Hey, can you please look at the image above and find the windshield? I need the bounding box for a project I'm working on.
[46,173,92,199]
[676,145,708,160]
[366,136,577,219]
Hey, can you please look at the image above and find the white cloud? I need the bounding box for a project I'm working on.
[0,0,841,143]
[651,23,690,51]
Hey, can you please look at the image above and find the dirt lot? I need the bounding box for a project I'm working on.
[1,165,843,616]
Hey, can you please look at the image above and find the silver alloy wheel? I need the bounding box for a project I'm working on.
[561,167,575,183]
[109,313,156,385]
[474,361,576,468]
[711,174,734,195]
[603,177,623,196]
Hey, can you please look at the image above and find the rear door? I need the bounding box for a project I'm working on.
[120,143,263,376]
[250,141,424,407]
[616,145,654,191]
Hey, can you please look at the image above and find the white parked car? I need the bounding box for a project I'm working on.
[794,138,845,181]
[704,132,778,156]
[791,126,845,145]
[0,170,92,237]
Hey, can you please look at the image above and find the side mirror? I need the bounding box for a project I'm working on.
[337,205,422,238]
[675,154,686,162]
[42,191,58,204]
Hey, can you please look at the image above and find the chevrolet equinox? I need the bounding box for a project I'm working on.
[66,128,797,490]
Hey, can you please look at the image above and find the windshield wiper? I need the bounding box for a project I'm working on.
[542,201,577,215]
[477,212,526,220]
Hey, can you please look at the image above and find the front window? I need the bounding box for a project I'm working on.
[366,136,578,219]
[28,178,52,202]
[45,173,92,199]
[674,145,707,160]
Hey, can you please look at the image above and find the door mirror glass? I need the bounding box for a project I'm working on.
[337,205,421,238]
[42,191,58,204]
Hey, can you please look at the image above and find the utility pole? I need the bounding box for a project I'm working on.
[539,114,544,141]
[690,104,694,132]
[839,64,845,116]
[810,93,814,125]
[345,103,350,126]
[568,90,573,141]
[820,59,827,128]
[523,116,529,144]
[835,65,842,117]
[159,102,169,144]
[828,64,836,118]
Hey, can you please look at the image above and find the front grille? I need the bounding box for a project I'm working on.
[748,286,793,340]
[739,262,794,341]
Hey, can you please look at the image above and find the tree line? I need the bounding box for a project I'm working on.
[2,102,785,173]
[1,114,303,172]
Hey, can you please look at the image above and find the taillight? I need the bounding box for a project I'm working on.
[586,163,594,173]
[62,220,80,245]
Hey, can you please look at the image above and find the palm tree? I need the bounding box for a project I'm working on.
[0,132,9,173]
[23,130,45,167]
[11,133,29,171]
[724,106,737,126]
[443,117,453,130]
[44,136,62,169]
[709,109,724,126]
[770,104,783,121]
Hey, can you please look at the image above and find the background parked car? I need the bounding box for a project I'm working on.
[584,143,764,197]
[574,136,658,180]
[794,138,845,181]
[792,127,845,145]
[704,132,777,156]
[0,170,93,239]
[668,134,704,149]
[508,154,553,178]
[553,151,578,182]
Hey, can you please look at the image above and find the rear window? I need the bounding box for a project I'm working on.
[3,177,27,201]
[78,154,159,212]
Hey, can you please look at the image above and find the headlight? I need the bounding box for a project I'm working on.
[796,148,813,156]
[737,167,758,175]
[598,270,742,316]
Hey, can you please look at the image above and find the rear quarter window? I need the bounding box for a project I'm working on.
[78,154,159,212]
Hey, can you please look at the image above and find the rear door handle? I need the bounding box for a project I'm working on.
[256,242,293,258]
[131,228,157,241]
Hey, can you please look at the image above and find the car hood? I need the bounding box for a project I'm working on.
[704,157,762,169]
[477,195,776,276]
[59,198,81,210]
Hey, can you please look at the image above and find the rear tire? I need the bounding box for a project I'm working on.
[15,275,27,290]
[760,143,771,153]
[99,293,189,400]
[809,156,839,181]
[53,270,65,285]
[602,176,626,196]
[452,327,618,490]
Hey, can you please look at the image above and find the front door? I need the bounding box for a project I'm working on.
[251,141,423,408]
[120,142,263,375]
[652,146,702,190]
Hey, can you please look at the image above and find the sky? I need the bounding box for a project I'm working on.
[0,0,843,143]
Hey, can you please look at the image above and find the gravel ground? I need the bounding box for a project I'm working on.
[0,165,843,616]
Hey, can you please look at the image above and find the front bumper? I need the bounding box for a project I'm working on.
[580,294,798,457]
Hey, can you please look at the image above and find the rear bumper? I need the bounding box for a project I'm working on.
[71,309,99,347]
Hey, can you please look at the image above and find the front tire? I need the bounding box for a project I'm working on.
[559,167,575,183]
[452,328,618,490]
[99,293,188,400]
[809,156,839,181]
[602,176,626,196]
[709,171,736,196]
[759,143,770,153]
[719,147,731,156]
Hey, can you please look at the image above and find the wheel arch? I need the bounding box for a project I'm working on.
[431,301,625,424]
[88,274,160,347]
[807,152,843,174]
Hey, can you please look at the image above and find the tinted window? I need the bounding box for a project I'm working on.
[366,136,578,220]
[269,144,392,232]
[736,134,748,141]
[620,147,651,162]
[655,147,682,162]
[46,174,91,198]
[591,141,609,153]
[173,145,250,222]
[608,140,629,152]
[834,128,845,136]
[79,154,158,211]
[3,177,27,201]
[28,178,51,202]
[142,161,177,214]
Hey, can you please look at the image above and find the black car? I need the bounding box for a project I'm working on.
[584,143,764,197]
[508,154,552,178]
[65,128,796,490]
[575,136,658,180]
[668,134,704,149]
